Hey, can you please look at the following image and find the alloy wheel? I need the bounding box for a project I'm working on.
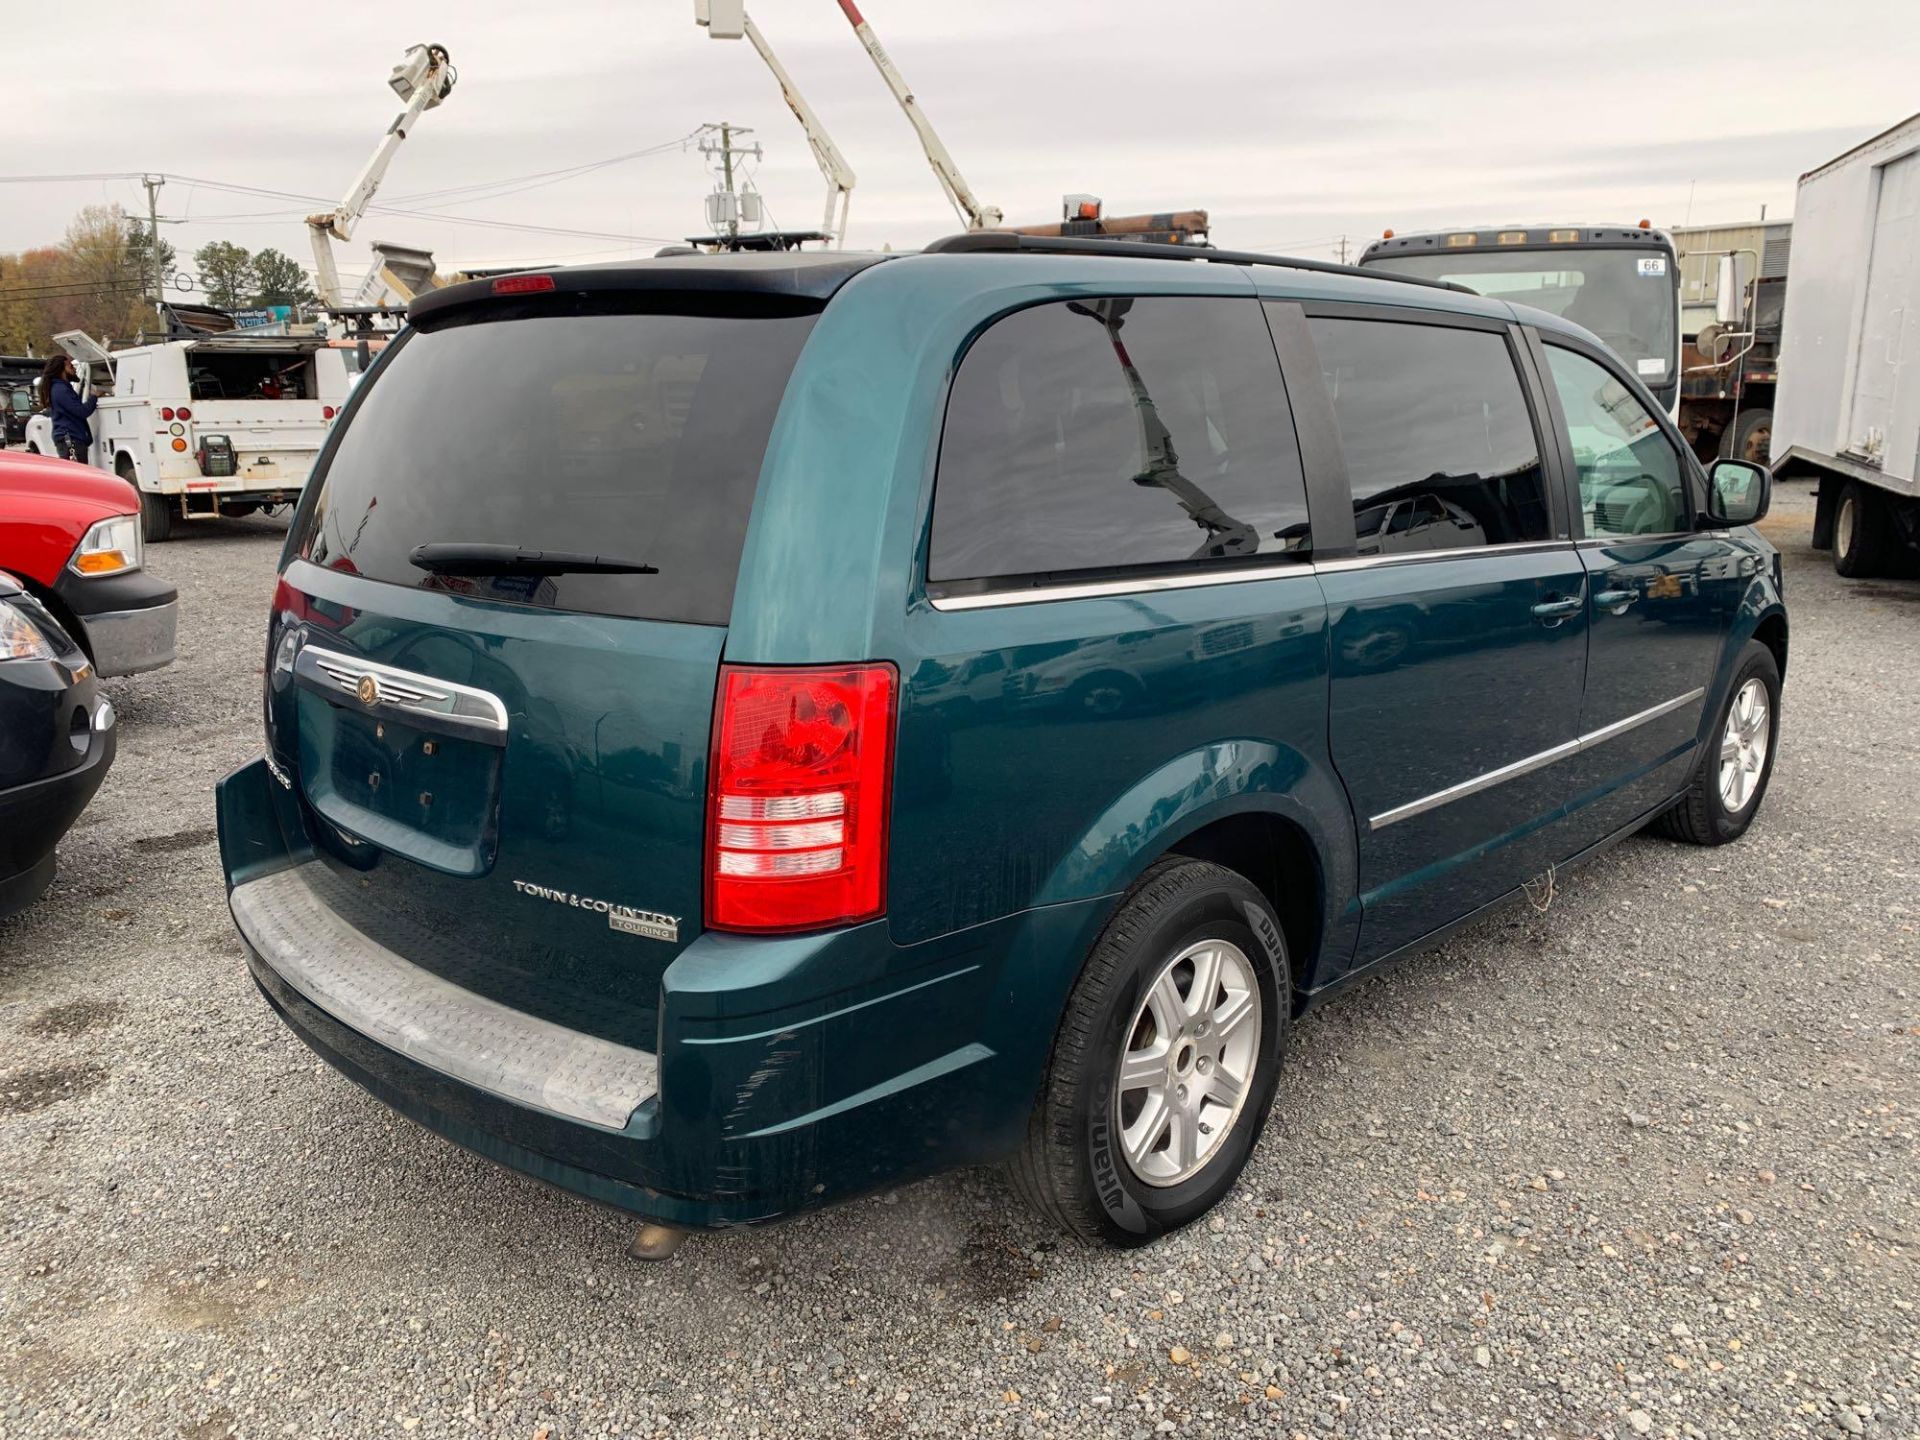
[1114,938,1262,1187]
[1718,677,1771,814]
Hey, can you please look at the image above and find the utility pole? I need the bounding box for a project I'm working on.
[141,174,166,316]
[1336,235,1349,265]
[699,123,762,244]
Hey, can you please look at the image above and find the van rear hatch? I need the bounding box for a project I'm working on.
[264,262,869,1048]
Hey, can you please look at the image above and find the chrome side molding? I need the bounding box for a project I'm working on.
[1369,687,1706,830]
[926,540,1578,612]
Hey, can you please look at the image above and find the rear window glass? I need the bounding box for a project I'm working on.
[296,297,817,624]
[929,296,1309,587]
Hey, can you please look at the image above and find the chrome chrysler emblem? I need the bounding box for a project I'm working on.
[356,673,381,707]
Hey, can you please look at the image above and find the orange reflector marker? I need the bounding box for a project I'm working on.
[73,551,133,575]
[170,438,188,452]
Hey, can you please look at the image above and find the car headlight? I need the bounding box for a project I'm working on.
[0,599,56,661]
[70,513,143,577]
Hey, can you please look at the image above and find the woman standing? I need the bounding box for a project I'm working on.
[40,353,97,465]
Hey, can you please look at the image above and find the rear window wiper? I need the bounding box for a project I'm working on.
[408,543,658,577]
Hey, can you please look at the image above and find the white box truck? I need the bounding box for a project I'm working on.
[1772,112,1920,575]
[26,330,350,542]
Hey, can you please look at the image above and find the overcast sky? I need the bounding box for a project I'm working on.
[4,0,1915,293]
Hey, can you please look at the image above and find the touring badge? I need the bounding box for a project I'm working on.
[509,879,680,942]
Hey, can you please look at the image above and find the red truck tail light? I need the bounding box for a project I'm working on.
[175,406,192,422]
[707,663,896,933]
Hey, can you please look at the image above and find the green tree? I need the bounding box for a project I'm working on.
[194,240,255,310]
[126,219,177,295]
[55,205,153,342]
[250,248,316,308]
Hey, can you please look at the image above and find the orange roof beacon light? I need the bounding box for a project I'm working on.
[1382,229,1395,239]
[1638,218,1652,229]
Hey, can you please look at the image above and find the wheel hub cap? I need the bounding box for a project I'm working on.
[1718,677,1771,815]
[1114,938,1262,1187]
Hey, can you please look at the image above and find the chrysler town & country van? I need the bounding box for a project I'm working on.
[217,236,1785,1249]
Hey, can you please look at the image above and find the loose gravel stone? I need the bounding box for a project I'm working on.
[1,488,1915,1437]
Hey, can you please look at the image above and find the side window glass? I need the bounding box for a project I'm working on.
[1543,345,1689,537]
[928,297,1310,585]
[1307,317,1551,555]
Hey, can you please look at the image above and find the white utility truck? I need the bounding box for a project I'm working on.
[27,330,349,541]
[1772,113,1920,576]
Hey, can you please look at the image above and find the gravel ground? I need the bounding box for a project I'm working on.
[1,485,1915,1440]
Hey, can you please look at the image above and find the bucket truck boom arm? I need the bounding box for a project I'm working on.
[306,43,456,308]
[697,4,857,245]
[832,0,1000,230]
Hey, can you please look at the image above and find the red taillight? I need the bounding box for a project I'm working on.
[160,406,175,421]
[706,663,897,933]
[492,273,555,295]
[175,406,192,422]
[323,405,336,419]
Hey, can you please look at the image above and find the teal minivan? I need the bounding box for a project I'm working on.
[217,236,1786,1249]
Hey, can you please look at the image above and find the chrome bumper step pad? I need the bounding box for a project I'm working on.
[230,865,658,1131]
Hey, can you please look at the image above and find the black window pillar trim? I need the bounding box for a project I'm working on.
[1512,323,1578,542]
[1260,300,1357,560]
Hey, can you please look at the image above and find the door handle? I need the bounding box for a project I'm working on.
[1594,588,1637,613]
[1531,596,1583,625]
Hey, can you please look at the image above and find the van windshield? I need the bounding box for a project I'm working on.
[294,297,818,625]
[1364,247,1678,387]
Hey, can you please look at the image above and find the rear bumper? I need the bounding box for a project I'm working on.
[216,756,1110,1230]
[229,865,658,1131]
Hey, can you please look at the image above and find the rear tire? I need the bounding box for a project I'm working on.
[1832,481,1891,578]
[138,485,174,544]
[1718,407,1772,465]
[1652,640,1780,846]
[1009,857,1289,1247]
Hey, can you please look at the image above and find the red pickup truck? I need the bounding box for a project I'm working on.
[0,450,178,676]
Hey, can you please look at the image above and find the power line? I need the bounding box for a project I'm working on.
[0,164,691,279]
[158,171,681,246]
[2,147,700,241]
[0,270,150,299]
[0,172,149,185]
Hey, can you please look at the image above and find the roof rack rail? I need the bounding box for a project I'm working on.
[922,230,1474,294]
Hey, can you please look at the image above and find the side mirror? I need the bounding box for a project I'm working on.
[1705,458,1769,527]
